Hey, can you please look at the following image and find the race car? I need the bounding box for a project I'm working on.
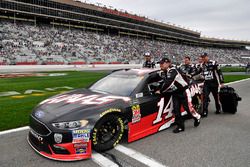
[27,68,202,161]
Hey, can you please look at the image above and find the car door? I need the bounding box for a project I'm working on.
[127,73,175,142]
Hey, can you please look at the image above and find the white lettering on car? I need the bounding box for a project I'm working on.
[40,94,131,105]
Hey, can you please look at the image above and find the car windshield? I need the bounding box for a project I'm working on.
[89,74,143,96]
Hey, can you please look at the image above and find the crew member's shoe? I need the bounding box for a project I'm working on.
[173,126,185,133]
[201,112,208,118]
[215,110,221,114]
[194,118,200,127]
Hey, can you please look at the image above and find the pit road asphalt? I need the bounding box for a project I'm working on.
[0,79,249,167]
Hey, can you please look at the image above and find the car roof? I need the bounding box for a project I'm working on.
[112,68,160,76]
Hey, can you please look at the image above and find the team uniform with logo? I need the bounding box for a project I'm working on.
[159,66,201,132]
[202,60,224,116]
[142,61,156,68]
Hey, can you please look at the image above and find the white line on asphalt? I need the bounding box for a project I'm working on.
[92,152,119,167]
[115,144,167,167]
[0,126,29,136]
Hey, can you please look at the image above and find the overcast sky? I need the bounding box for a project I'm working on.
[82,0,250,41]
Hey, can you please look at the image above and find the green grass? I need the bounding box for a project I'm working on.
[223,75,250,83]
[221,67,246,72]
[0,71,106,131]
[0,72,249,131]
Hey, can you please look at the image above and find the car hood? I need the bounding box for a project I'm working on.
[32,89,130,123]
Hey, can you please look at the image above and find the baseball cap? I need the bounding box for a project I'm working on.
[157,57,171,64]
[144,52,151,56]
[201,52,208,57]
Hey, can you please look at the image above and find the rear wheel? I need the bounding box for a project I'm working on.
[92,114,124,152]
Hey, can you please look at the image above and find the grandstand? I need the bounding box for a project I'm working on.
[0,0,250,65]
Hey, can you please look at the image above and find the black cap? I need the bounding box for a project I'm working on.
[201,52,208,57]
[157,57,171,64]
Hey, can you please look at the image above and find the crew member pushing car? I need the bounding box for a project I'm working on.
[156,58,201,133]
[201,53,224,117]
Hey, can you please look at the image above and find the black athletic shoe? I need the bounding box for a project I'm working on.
[194,118,200,127]
[215,110,221,114]
[173,127,185,133]
[201,112,208,118]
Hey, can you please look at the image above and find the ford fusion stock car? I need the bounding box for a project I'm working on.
[28,69,202,161]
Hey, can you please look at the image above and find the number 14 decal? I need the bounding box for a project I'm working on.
[153,97,173,124]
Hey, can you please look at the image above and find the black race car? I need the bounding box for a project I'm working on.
[27,69,202,161]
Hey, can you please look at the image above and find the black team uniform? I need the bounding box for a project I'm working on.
[178,63,196,77]
[160,65,201,133]
[202,60,224,117]
[143,60,156,68]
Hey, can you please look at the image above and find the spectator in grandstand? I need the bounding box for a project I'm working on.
[201,53,224,117]
[142,52,156,68]
[1,20,250,65]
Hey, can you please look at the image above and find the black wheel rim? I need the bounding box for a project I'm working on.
[97,119,121,144]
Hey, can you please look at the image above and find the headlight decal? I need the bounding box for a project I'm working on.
[52,120,89,130]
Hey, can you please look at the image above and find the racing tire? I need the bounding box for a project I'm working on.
[92,114,124,152]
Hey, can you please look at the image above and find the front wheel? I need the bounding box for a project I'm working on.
[92,114,124,152]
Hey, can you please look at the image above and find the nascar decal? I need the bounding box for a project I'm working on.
[100,108,121,117]
[40,94,130,105]
[131,104,141,123]
[72,129,90,143]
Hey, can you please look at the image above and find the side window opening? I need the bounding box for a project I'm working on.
[142,73,162,96]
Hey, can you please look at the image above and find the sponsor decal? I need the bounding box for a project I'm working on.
[40,94,130,105]
[30,130,43,142]
[131,105,141,123]
[72,129,91,143]
[0,73,46,78]
[0,73,67,78]
[0,86,73,97]
[75,147,87,154]
[74,143,87,148]
[189,84,201,97]
[35,110,45,118]
[100,108,121,117]
[135,93,143,98]
[48,73,67,77]
[167,73,171,78]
